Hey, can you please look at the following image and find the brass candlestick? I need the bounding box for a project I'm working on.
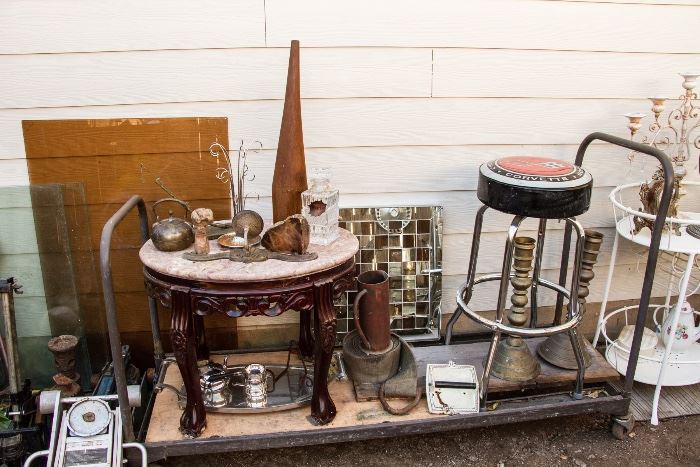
[538,230,604,369]
[491,237,541,382]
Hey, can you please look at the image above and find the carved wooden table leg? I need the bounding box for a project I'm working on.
[298,309,314,358]
[192,312,210,361]
[171,288,206,437]
[311,280,337,424]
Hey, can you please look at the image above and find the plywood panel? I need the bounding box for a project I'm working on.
[1,49,431,109]
[22,118,227,158]
[433,49,700,98]
[266,0,699,53]
[0,0,265,54]
[0,98,651,159]
[23,117,233,343]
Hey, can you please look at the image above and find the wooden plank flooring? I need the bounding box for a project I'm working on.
[610,380,700,421]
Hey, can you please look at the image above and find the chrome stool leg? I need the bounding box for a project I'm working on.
[568,327,586,399]
[530,219,547,328]
[480,215,524,404]
[446,205,489,344]
[480,331,501,407]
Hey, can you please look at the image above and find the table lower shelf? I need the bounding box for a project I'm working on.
[145,338,622,460]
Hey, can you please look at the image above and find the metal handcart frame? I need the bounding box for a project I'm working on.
[97,132,672,461]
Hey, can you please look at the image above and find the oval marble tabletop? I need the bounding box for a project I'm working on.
[139,227,358,282]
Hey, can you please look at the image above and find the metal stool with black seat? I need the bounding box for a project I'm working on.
[445,156,593,407]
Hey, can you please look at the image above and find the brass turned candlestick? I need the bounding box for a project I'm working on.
[537,230,604,369]
[491,236,541,382]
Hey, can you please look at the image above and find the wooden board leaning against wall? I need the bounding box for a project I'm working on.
[21,117,261,369]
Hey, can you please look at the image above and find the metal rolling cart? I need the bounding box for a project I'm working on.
[97,132,673,462]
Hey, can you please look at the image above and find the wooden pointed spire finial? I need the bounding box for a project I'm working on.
[272,40,308,223]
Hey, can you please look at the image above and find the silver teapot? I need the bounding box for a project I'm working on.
[151,198,194,252]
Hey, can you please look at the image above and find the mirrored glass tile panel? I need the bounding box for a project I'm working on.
[334,206,443,343]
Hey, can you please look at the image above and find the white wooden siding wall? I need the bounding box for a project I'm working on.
[1,0,699,334]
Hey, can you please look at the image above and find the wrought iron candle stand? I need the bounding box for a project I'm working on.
[209,140,261,222]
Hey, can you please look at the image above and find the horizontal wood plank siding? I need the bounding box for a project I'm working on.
[2,0,698,349]
[265,0,700,52]
[1,49,432,109]
[0,0,266,54]
[0,98,670,159]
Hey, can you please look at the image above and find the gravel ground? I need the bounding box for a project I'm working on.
[162,414,700,466]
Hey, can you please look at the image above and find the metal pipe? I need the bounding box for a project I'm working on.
[593,231,619,348]
[479,215,524,402]
[100,195,149,442]
[22,449,49,467]
[574,132,674,396]
[554,221,572,325]
[568,328,585,398]
[445,205,488,344]
[530,219,547,328]
[457,276,581,337]
[0,278,22,411]
[123,442,148,467]
[496,216,525,323]
[480,331,501,405]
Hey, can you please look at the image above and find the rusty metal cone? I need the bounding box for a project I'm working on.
[490,237,541,382]
[537,230,604,370]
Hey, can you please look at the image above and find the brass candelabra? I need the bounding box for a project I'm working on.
[624,73,699,235]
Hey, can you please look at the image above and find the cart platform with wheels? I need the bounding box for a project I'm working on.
[97,132,673,462]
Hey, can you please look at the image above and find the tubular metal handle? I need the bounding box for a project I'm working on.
[352,289,372,350]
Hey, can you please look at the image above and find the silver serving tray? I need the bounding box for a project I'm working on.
[179,364,316,413]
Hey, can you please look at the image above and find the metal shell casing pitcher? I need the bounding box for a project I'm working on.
[353,270,391,354]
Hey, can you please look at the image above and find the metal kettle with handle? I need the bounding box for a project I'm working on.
[150,198,194,251]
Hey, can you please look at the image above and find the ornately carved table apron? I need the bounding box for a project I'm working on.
[139,229,359,438]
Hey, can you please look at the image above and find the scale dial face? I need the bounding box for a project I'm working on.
[375,207,412,233]
[66,398,112,437]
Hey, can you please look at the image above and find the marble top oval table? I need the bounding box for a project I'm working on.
[140,228,358,438]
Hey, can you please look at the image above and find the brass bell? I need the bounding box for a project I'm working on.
[537,230,604,369]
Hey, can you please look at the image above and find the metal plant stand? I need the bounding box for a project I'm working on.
[594,181,700,425]
[94,133,672,462]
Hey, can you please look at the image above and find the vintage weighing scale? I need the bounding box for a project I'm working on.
[92,133,674,461]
